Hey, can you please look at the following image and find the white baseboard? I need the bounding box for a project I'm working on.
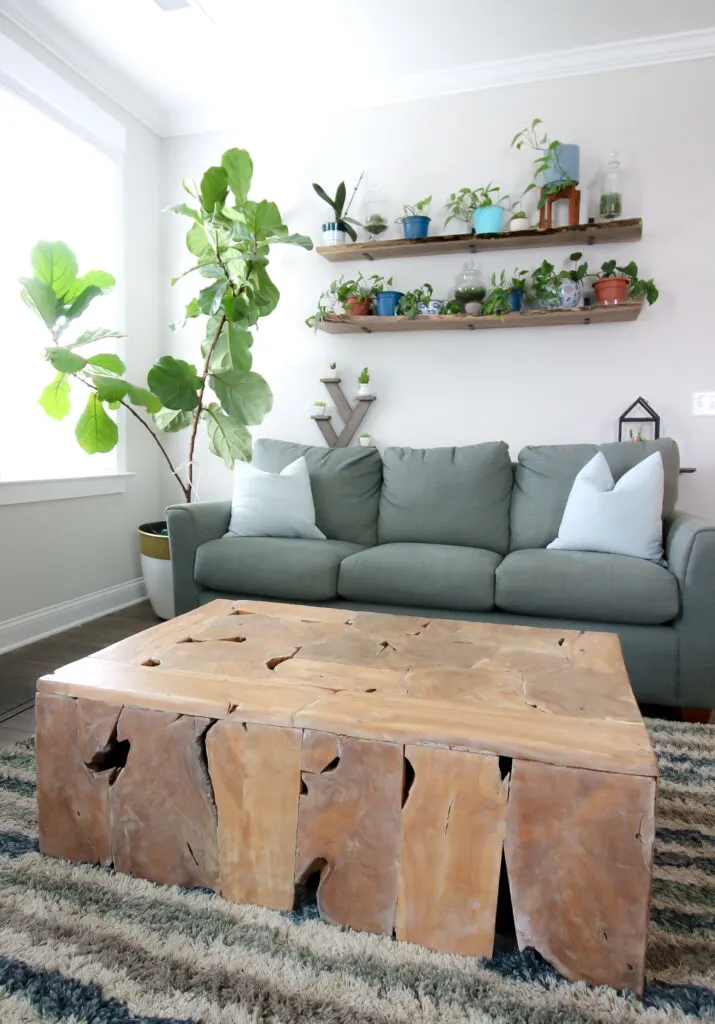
[0,578,147,655]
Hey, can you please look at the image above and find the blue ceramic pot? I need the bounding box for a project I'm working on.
[402,215,430,239]
[473,206,505,234]
[538,279,583,310]
[509,290,523,312]
[541,144,580,186]
[376,290,404,316]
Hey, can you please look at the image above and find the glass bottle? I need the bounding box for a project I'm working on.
[599,152,622,220]
[454,261,485,314]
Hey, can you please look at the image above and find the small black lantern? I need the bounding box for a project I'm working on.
[618,397,660,442]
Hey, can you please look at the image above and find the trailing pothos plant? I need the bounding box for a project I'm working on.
[22,147,312,502]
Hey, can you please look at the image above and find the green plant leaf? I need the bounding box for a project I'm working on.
[334,181,346,219]
[223,292,253,323]
[268,232,313,249]
[66,270,114,302]
[204,402,252,468]
[210,369,272,425]
[75,393,118,453]
[69,328,124,349]
[64,285,103,323]
[211,323,253,373]
[86,353,126,375]
[147,356,202,411]
[153,406,193,432]
[200,165,228,211]
[20,277,58,329]
[46,347,87,373]
[125,384,162,413]
[31,241,78,300]
[312,183,334,210]
[221,148,253,202]
[167,202,201,222]
[197,280,228,315]
[92,376,128,403]
[39,373,70,419]
[186,222,211,258]
[250,267,279,317]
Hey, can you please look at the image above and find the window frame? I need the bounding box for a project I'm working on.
[0,28,132,506]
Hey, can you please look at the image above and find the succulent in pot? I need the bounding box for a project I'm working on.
[313,400,328,416]
[359,432,373,447]
[326,361,339,380]
[531,252,589,309]
[591,259,659,306]
[395,196,432,239]
[509,210,529,231]
[357,366,371,397]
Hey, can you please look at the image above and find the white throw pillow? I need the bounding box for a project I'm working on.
[228,456,326,540]
[547,451,664,561]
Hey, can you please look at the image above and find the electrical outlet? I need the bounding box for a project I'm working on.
[692,393,715,416]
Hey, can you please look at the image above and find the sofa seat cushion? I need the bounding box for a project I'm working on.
[338,543,502,612]
[495,549,679,625]
[195,537,363,602]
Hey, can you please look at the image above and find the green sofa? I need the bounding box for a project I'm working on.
[167,437,715,710]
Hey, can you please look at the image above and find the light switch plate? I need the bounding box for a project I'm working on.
[693,393,715,416]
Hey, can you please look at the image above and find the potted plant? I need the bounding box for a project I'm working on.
[509,269,529,312]
[396,284,435,319]
[481,272,513,317]
[22,147,312,618]
[441,299,465,315]
[592,260,659,306]
[531,252,589,309]
[312,172,363,244]
[471,184,510,235]
[395,196,432,239]
[359,432,373,447]
[511,118,579,211]
[371,274,404,316]
[358,367,371,396]
[326,361,339,380]
[509,210,529,232]
[313,400,328,417]
[444,188,480,231]
[341,273,375,316]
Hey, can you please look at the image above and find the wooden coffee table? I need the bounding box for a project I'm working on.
[36,599,657,994]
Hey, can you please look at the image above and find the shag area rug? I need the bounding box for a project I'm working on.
[0,719,713,1024]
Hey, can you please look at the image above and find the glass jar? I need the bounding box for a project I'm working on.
[360,197,390,241]
[599,152,622,220]
[454,262,485,314]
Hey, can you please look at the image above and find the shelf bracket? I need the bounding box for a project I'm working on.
[312,379,376,448]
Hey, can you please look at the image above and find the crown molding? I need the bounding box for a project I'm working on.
[164,26,715,137]
[0,0,165,136]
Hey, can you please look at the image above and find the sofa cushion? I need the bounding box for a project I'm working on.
[252,439,382,547]
[195,537,363,602]
[510,438,680,550]
[378,443,513,553]
[338,543,502,611]
[495,548,679,625]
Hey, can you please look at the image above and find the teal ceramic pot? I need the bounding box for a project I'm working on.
[473,206,505,234]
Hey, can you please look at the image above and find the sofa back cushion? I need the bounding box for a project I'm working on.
[378,442,513,553]
[510,438,680,551]
[252,439,382,546]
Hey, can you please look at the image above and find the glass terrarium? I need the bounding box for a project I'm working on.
[361,198,389,240]
[454,261,486,313]
[599,152,623,220]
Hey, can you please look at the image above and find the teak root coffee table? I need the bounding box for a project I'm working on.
[35,599,657,994]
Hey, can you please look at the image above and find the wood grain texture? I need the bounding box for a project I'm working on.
[36,693,121,866]
[206,720,301,910]
[504,760,655,995]
[295,732,402,934]
[397,746,507,956]
[110,707,219,890]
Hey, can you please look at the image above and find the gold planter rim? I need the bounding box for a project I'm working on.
[138,521,170,561]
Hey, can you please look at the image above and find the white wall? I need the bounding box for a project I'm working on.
[0,17,164,623]
[162,58,715,519]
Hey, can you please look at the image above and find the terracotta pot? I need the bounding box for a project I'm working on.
[594,276,629,305]
[346,295,371,316]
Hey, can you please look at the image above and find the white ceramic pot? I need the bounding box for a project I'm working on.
[138,523,174,620]
[417,299,444,315]
[321,222,347,246]
[313,404,328,417]
[510,218,529,232]
[359,436,373,447]
[358,383,371,397]
[326,369,339,380]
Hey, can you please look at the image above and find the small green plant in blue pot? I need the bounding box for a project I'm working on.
[509,268,529,311]
[370,274,404,316]
[472,184,509,234]
[396,196,432,239]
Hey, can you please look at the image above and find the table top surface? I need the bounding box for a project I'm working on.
[38,599,657,777]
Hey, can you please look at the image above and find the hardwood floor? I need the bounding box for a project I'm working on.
[0,601,159,746]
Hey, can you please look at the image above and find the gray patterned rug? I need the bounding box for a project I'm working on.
[0,719,713,1023]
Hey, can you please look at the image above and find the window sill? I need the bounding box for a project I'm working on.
[0,473,135,506]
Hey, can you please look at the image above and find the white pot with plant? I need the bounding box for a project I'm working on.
[359,433,373,447]
[313,173,363,245]
[313,400,328,417]
[509,211,529,231]
[326,361,339,380]
[20,147,313,619]
[357,366,371,397]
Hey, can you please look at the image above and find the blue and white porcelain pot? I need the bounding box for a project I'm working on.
[539,279,583,310]
[417,299,444,315]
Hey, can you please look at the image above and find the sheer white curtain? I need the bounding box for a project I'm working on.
[0,85,121,481]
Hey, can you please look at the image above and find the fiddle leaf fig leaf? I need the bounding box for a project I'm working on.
[147,356,202,411]
[92,376,128,403]
[75,393,118,453]
[64,285,104,323]
[154,406,193,432]
[221,148,253,203]
[66,270,114,302]
[210,369,272,425]
[46,347,87,373]
[186,222,211,258]
[167,202,201,222]
[125,384,162,413]
[20,277,58,329]
[39,373,71,419]
[31,241,78,300]
[268,232,313,249]
[204,402,252,468]
[211,322,253,373]
[197,280,227,315]
[200,165,228,211]
[86,353,126,375]
[69,328,124,349]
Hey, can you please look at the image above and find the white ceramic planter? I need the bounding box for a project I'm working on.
[313,404,328,417]
[510,218,529,231]
[326,369,339,380]
[138,523,174,620]
[418,299,444,315]
[321,222,347,246]
[358,383,371,397]
[359,436,373,447]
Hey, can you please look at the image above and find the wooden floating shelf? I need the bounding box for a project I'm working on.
[318,303,643,334]
[316,219,643,263]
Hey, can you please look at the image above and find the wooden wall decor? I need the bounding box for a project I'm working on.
[311,377,375,447]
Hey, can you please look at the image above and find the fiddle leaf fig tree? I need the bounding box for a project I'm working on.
[21,147,313,501]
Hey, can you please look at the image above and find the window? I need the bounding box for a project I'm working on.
[0,30,127,501]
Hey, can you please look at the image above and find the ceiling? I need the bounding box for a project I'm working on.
[4,0,715,135]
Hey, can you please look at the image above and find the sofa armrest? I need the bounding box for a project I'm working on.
[664,510,715,708]
[167,501,231,615]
